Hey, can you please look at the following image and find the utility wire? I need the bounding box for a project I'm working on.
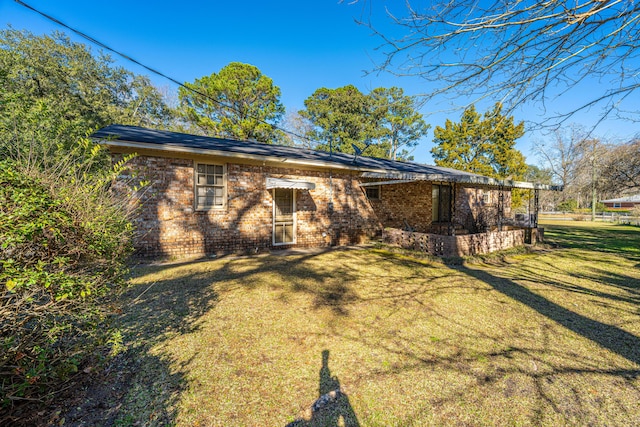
[14,0,317,146]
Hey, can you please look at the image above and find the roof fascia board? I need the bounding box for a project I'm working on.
[360,172,563,191]
[96,137,563,191]
[359,180,417,187]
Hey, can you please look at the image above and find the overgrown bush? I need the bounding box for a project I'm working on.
[0,139,139,421]
[1,28,153,423]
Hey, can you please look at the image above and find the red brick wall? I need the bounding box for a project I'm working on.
[366,181,432,232]
[383,227,527,257]
[117,154,382,258]
[604,202,639,210]
[114,152,518,258]
[368,182,511,234]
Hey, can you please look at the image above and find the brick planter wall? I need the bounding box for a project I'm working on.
[383,227,534,257]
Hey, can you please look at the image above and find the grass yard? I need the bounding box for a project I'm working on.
[60,220,640,426]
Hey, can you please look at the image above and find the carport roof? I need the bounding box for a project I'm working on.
[93,124,561,191]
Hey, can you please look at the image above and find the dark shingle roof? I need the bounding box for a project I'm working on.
[92,124,560,190]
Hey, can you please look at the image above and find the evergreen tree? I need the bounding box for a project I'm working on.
[299,85,384,156]
[179,62,285,143]
[370,87,430,161]
[432,103,526,179]
[0,28,172,156]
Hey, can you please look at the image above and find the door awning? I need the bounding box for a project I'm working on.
[266,177,316,190]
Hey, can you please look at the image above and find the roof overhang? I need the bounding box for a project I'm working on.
[266,177,316,190]
[94,132,562,192]
[359,172,563,191]
[95,138,373,172]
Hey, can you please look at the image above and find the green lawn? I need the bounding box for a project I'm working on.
[87,221,640,426]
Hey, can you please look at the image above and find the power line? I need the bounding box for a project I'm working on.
[14,0,316,145]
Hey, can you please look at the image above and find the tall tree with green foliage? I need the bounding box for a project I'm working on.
[0,29,172,156]
[179,62,285,143]
[370,87,430,161]
[524,164,553,185]
[432,103,526,179]
[300,85,373,155]
[300,85,390,158]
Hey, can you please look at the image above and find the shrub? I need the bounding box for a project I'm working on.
[557,199,578,212]
[0,140,139,419]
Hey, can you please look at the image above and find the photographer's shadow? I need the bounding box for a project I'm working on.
[287,350,360,427]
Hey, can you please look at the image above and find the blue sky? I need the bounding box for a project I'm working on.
[2,0,638,165]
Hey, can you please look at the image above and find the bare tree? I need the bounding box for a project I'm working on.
[359,0,640,126]
[534,126,584,195]
[600,139,640,192]
[281,111,317,148]
[574,138,608,219]
[535,125,611,211]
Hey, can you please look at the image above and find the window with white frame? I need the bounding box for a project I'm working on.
[482,190,491,204]
[195,163,225,209]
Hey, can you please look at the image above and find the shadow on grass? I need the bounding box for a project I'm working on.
[309,246,640,425]
[502,256,640,309]
[286,350,360,427]
[55,248,369,426]
[52,265,220,426]
[457,263,640,366]
[51,236,640,425]
[543,222,640,261]
[128,248,367,314]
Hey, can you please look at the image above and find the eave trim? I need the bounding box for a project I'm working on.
[359,172,563,191]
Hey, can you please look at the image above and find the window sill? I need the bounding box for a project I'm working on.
[195,206,226,212]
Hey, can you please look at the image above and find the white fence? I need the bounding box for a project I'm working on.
[540,211,640,225]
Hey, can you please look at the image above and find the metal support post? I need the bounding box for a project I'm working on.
[498,186,504,231]
[534,189,540,228]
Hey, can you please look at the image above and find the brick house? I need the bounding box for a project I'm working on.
[93,125,559,258]
[601,195,640,210]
